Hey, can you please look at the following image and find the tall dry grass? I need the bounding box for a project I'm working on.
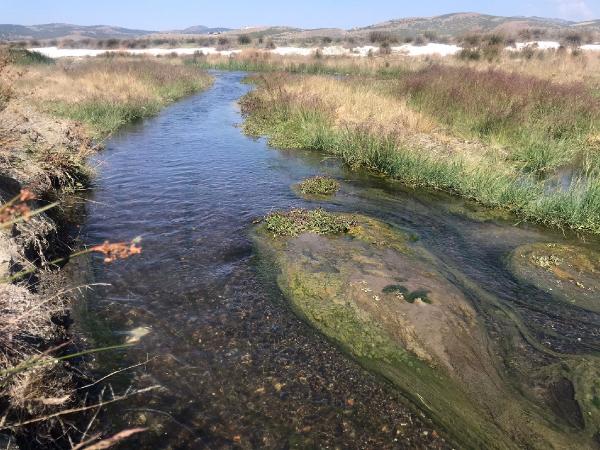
[391,64,599,174]
[18,58,212,137]
[241,73,600,234]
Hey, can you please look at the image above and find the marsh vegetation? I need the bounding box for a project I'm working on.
[240,53,600,234]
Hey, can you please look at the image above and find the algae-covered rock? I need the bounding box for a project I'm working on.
[254,212,597,449]
[510,243,600,313]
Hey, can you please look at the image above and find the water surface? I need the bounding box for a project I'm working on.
[79,72,599,448]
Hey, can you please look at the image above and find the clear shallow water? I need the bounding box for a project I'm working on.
[79,72,599,448]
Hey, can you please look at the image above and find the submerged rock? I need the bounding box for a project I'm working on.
[254,212,598,449]
[510,242,600,313]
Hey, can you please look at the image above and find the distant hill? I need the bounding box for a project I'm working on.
[178,25,232,34]
[1,13,599,44]
[0,23,231,41]
[351,13,597,39]
[0,23,155,41]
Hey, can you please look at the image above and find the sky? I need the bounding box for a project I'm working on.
[2,0,599,30]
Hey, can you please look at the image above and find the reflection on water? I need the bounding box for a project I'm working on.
[79,72,599,448]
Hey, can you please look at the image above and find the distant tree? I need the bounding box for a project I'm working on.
[369,31,396,44]
[105,38,120,49]
[379,42,392,55]
[321,36,333,44]
[238,34,251,45]
[563,33,582,48]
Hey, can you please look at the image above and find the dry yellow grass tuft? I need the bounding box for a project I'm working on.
[15,58,212,137]
[283,76,435,135]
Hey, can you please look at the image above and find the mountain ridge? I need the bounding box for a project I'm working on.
[1,12,598,42]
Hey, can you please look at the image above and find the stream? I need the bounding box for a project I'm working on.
[77,72,599,448]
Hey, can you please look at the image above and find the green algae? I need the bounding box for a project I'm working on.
[253,211,600,449]
[510,242,600,313]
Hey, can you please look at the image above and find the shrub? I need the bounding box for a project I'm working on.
[238,34,252,45]
[458,48,481,60]
[563,33,582,48]
[8,48,54,65]
[369,31,396,44]
[379,42,392,55]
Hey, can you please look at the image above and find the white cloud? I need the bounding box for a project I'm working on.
[553,0,594,20]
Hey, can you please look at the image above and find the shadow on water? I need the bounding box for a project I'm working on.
[75,72,599,448]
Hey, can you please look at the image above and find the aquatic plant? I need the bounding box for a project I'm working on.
[296,176,340,196]
[264,208,354,237]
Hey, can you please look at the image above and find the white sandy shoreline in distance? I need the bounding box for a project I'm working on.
[29,41,600,59]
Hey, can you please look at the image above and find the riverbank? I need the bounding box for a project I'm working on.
[240,70,600,235]
[0,50,211,447]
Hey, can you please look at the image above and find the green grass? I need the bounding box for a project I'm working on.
[388,65,599,176]
[296,176,340,196]
[8,48,54,66]
[264,209,354,237]
[48,99,161,137]
[45,62,212,137]
[241,87,600,235]
[185,56,413,78]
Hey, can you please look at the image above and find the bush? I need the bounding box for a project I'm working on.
[563,33,582,48]
[8,48,54,65]
[238,34,251,45]
[457,48,481,60]
[379,42,392,55]
[369,31,397,44]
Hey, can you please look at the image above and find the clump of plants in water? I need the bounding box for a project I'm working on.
[264,208,354,237]
[296,175,340,196]
[382,284,432,304]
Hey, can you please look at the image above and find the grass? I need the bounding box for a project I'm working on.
[296,176,340,196]
[7,48,54,66]
[19,59,212,137]
[241,73,600,234]
[390,64,599,175]
[264,209,354,237]
[185,52,421,78]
